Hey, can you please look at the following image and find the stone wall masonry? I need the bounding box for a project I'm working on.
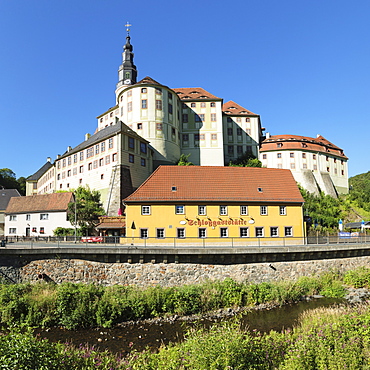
[10,255,370,287]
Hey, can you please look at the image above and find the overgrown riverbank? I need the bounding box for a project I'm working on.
[1,267,370,368]
[0,270,350,330]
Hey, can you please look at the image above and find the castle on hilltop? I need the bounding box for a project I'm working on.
[26,25,349,215]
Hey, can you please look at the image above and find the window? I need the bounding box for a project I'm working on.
[108,138,113,149]
[182,114,188,122]
[227,117,232,123]
[260,206,268,215]
[195,114,202,122]
[237,146,243,155]
[194,134,200,141]
[279,206,287,215]
[99,158,104,166]
[255,227,264,237]
[141,88,147,93]
[40,227,45,234]
[129,154,134,163]
[327,167,330,172]
[80,152,84,161]
[67,157,71,165]
[95,144,100,155]
[127,90,132,97]
[290,163,295,169]
[105,155,110,165]
[9,228,16,234]
[191,102,196,107]
[175,205,185,214]
[168,92,172,100]
[62,159,66,167]
[211,134,217,140]
[128,137,135,149]
[141,206,151,215]
[156,123,162,130]
[236,128,242,136]
[141,99,147,109]
[228,146,233,155]
[198,228,207,238]
[67,170,71,177]
[73,167,77,175]
[240,228,249,238]
[262,154,267,159]
[198,205,206,215]
[26,214,31,221]
[137,123,142,129]
[127,101,132,112]
[313,164,317,170]
[182,134,189,142]
[156,228,165,239]
[156,100,162,110]
[313,154,316,160]
[100,174,104,180]
[236,117,241,122]
[240,206,248,215]
[302,153,306,158]
[270,227,279,237]
[326,156,329,161]
[140,142,147,154]
[93,160,98,169]
[40,213,49,220]
[141,158,146,166]
[246,117,250,122]
[303,163,307,169]
[9,215,17,221]
[200,102,206,108]
[199,134,205,140]
[227,128,233,135]
[112,153,117,162]
[220,228,228,238]
[285,227,293,237]
[220,205,227,215]
[277,153,282,158]
[290,152,294,158]
[211,113,216,121]
[210,102,216,107]
[177,228,185,239]
[73,154,77,163]
[140,229,148,239]
[86,148,94,158]
[168,104,173,114]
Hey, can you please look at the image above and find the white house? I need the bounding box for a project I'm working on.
[5,192,74,237]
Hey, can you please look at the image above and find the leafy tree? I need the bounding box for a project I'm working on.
[227,152,262,167]
[67,186,105,234]
[348,171,370,212]
[177,153,194,166]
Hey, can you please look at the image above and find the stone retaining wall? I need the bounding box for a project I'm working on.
[2,256,369,287]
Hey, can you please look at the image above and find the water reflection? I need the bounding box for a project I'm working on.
[36,298,342,355]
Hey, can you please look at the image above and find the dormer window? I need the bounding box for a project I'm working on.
[171,186,177,191]
[277,143,283,148]
[258,187,263,192]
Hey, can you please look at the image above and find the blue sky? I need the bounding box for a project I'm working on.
[1,0,369,179]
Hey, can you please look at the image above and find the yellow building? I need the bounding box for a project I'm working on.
[123,166,305,246]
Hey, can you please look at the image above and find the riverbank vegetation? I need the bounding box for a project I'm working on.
[0,267,370,368]
[0,271,349,330]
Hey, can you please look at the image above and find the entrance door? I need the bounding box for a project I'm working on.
[26,228,30,237]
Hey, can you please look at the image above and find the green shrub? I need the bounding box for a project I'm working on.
[343,266,370,288]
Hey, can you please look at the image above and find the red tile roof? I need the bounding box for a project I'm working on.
[222,101,258,116]
[136,76,164,86]
[173,87,221,101]
[5,192,73,214]
[260,134,347,159]
[124,166,303,204]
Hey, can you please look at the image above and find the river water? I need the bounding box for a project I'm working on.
[36,298,342,355]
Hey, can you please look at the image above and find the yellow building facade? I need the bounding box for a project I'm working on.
[123,166,305,246]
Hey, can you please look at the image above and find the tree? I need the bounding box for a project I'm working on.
[177,154,194,166]
[227,152,262,167]
[67,186,105,234]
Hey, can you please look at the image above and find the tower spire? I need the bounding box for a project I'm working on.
[117,22,137,88]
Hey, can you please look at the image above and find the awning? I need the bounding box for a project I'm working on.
[96,222,126,230]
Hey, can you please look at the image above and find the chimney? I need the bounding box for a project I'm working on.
[47,157,51,162]
[266,132,270,139]
[85,133,91,141]
[57,154,61,159]
[67,146,72,152]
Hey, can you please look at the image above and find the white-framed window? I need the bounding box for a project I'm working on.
[220,205,228,215]
[220,228,228,238]
[279,206,287,216]
[260,206,268,215]
[255,227,264,237]
[40,214,49,220]
[9,215,17,221]
[240,206,248,215]
[240,227,249,238]
[156,228,165,239]
[141,206,151,215]
[9,228,16,234]
[175,205,185,214]
[198,228,207,238]
[198,205,206,215]
[177,228,185,239]
[285,227,293,237]
[270,227,279,237]
[140,229,148,239]
[26,214,31,221]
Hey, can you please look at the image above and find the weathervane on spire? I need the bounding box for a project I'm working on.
[125,22,132,36]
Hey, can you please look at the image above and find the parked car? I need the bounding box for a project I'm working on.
[81,236,103,243]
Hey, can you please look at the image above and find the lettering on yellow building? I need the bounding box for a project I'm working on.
[187,219,249,227]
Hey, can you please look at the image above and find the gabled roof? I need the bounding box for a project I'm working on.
[27,161,53,181]
[5,192,73,215]
[136,76,164,86]
[222,101,258,116]
[124,166,304,203]
[173,87,221,101]
[0,189,21,211]
[58,121,148,159]
[260,134,347,159]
